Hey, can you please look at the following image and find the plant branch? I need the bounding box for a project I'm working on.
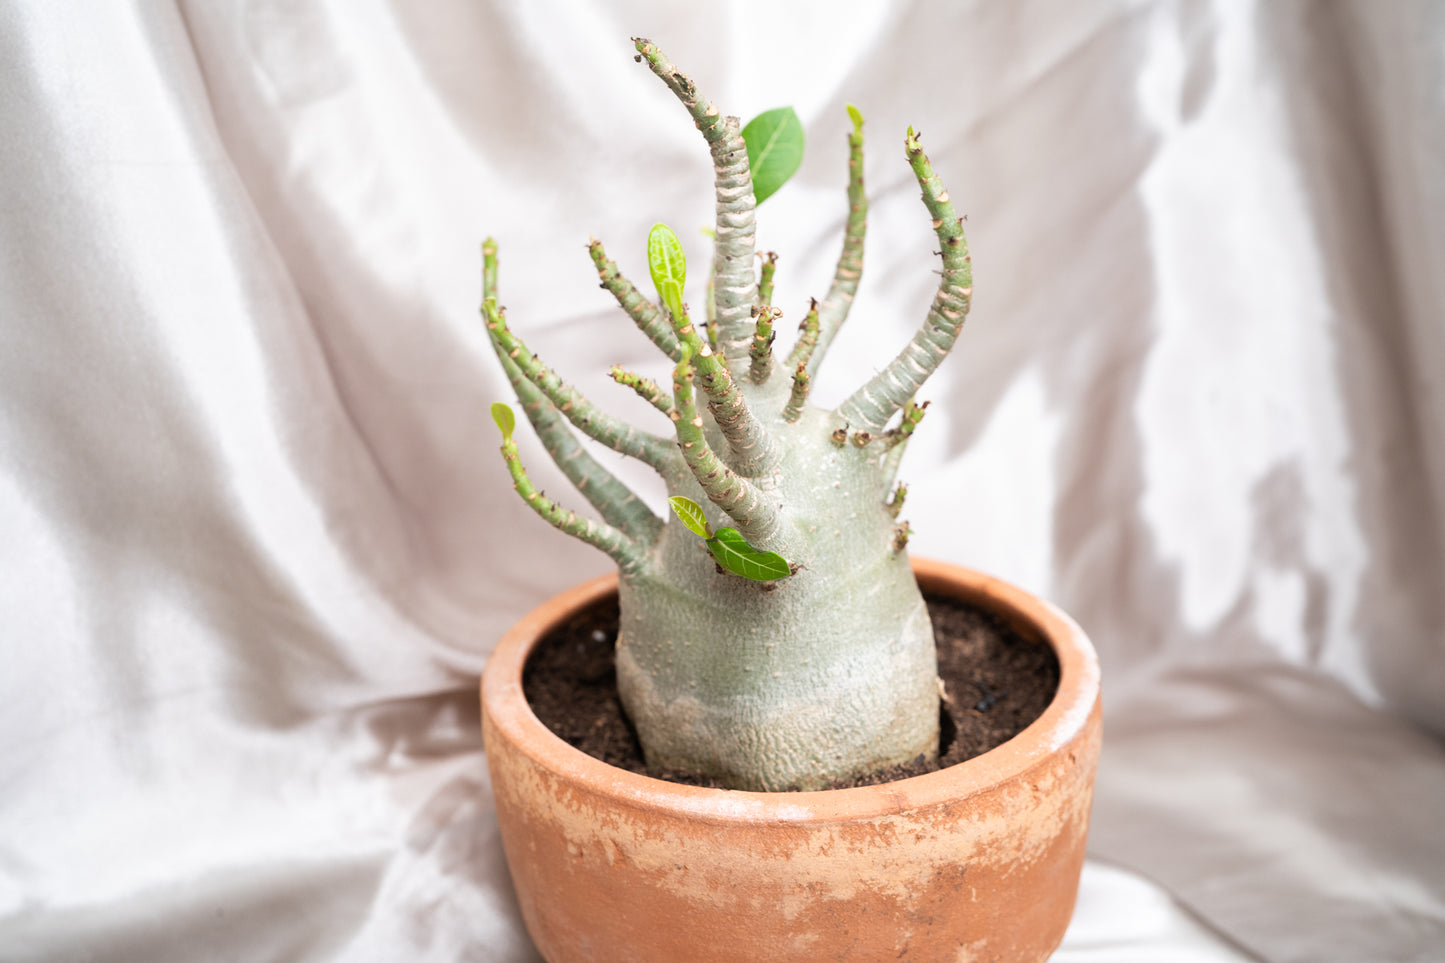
[749,306,780,385]
[634,38,758,367]
[610,366,674,417]
[671,350,780,543]
[498,432,649,576]
[809,109,869,376]
[880,399,929,492]
[782,361,810,423]
[783,298,821,372]
[483,242,662,544]
[836,127,972,433]
[672,307,779,475]
[588,239,682,362]
[757,252,778,308]
[484,299,674,473]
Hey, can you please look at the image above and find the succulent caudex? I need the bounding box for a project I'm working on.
[485,38,972,791]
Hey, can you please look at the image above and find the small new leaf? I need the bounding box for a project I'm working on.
[491,402,515,441]
[741,107,804,205]
[846,103,864,136]
[648,223,687,318]
[708,528,791,581]
[668,496,712,539]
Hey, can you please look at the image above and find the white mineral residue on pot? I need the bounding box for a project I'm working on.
[658,792,816,823]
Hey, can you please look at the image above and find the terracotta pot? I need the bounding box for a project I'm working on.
[482,557,1101,962]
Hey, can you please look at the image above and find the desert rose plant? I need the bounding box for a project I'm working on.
[484,38,972,791]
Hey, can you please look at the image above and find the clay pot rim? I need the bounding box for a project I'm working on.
[481,556,1099,822]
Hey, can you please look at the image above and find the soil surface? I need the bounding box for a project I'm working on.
[522,592,1061,791]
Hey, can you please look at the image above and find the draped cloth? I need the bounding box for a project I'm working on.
[2,2,1442,960]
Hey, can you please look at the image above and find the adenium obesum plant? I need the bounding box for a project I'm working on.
[485,38,972,791]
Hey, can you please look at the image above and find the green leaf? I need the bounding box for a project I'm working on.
[648,223,687,318]
[741,107,805,205]
[667,496,712,539]
[707,528,791,581]
[846,103,864,136]
[491,402,515,441]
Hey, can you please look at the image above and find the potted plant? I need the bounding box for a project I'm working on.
[480,37,1100,962]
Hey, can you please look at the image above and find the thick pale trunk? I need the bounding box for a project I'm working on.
[615,402,940,791]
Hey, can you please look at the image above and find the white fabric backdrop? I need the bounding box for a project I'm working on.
[2,1,1442,960]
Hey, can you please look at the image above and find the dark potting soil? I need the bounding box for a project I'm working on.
[521,593,1061,791]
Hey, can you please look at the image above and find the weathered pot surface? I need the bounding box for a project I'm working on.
[482,557,1101,962]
